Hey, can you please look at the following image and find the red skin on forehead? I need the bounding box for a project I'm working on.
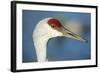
[48,19,62,28]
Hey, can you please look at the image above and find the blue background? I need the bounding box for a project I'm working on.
[22,10,91,63]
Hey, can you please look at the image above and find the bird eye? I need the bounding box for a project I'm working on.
[52,25,55,28]
[50,24,55,28]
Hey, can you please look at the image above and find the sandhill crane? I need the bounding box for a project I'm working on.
[33,17,85,62]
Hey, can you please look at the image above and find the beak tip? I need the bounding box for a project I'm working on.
[81,39,88,43]
[85,40,88,43]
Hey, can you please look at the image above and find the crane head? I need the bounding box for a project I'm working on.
[47,18,85,42]
[33,18,86,62]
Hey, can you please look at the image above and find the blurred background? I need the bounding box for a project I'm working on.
[22,10,91,63]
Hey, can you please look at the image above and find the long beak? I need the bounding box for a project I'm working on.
[60,26,86,42]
